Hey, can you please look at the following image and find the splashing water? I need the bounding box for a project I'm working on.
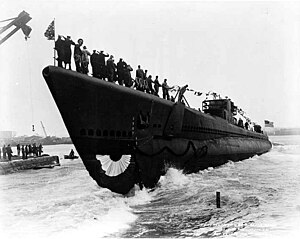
[1,136,300,238]
[0,146,152,239]
[122,135,300,238]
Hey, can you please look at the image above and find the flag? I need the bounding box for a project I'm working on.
[264,120,274,128]
[44,20,55,40]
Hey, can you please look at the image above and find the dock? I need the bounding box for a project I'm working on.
[0,156,60,175]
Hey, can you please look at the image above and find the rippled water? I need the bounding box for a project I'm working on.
[1,135,300,238]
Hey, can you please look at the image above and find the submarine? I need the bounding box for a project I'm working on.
[42,66,272,194]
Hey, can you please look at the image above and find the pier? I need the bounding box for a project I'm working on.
[0,156,60,175]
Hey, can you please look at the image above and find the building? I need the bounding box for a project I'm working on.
[0,131,16,139]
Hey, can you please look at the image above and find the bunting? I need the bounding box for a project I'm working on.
[170,86,203,96]
[44,20,55,40]
[187,89,202,96]
[205,91,221,100]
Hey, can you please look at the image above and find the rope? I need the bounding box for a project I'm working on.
[25,40,35,131]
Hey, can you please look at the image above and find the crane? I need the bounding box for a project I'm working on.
[40,121,48,138]
[0,10,32,45]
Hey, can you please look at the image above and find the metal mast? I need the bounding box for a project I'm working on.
[40,121,48,138]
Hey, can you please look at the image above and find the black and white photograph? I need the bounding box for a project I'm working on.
[1,0,300,238]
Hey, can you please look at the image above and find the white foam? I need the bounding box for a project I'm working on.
[50,205,137,239]
[159,168,190,188]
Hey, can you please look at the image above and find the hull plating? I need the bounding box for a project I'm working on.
[43,66,272,194]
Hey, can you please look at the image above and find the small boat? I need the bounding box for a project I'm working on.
[64,155,79,159]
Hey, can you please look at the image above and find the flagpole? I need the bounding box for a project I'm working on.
[53,18,56,66]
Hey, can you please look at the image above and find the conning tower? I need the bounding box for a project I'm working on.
[202,98,237,124]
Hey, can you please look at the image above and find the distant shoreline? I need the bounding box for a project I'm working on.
[1,136,72,147]
[2,130,300,147]
[265,128,300,136]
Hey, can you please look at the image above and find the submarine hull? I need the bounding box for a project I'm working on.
[43,66,272,194]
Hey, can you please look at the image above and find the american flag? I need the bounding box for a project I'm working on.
[44,20,55,40]
[264,120,274,128]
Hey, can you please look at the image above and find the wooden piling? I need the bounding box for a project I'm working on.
[216,191,221,208]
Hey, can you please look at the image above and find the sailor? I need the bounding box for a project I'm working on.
[233,117,237,125]
[91,50,98,77]
[144,70,148,79]
[135,77,147,92]
[2,145,6,159]
[136,65,145,79]
[238,118,244,128]
[162,79,174,100]
[25,145,29,159]
[69,149,75,158]
[98,51,109,80]
[74,38,84,73]
[6,144,13,161]
[17,144,20,156]
[81,46,91,74]
[178,85,188,103]
[32,143,37,157]
[38,144,43,156]
[146,75,154,94]
[55,35,65,67]
[21,145,25,159]
[245,121,249,130]
[28,144,32,156]
[254,124,262,133]
[106,55,116,82]
[153,76,161,96]
[63,36,75,70]
[117,58,127,86]
[124,64,133,87]
[98,51,109,66]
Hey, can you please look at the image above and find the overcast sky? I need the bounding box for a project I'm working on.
[1,0,300,137]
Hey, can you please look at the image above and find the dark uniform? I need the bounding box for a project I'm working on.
[6,145,13,161]
[107,56,116,82]
[162,79,173,100]
[55,36,65,67]
[63,36,75,70]
[74,39,83,73]
[146,75,154,94]
[2,145,6,159]
[178,85,188,102]
[153,77,161,96]
[117,59,127,86]
[17,144,20,156]
[91,50,98,77]
[124,65,133,87]
[136,66,145,79]
[25,145,29,159]
[21,145,25,159]
[38,144,43,156]
[98,51,109,80]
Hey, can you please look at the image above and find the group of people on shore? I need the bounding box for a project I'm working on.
[54,36,179,101]
[0,143,43,161]
[0,144,13,161]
